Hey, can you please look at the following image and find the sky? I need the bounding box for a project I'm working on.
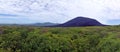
[0,0,120,25]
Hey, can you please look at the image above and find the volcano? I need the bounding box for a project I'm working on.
[53,16,105,27]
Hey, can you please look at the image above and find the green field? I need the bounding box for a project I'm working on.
[0,26,120,52]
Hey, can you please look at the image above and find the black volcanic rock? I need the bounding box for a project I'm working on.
[53,17,104,27]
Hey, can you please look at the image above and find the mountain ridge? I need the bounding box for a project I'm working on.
[52,16,105,27]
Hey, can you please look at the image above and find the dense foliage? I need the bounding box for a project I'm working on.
[0,26,120,52]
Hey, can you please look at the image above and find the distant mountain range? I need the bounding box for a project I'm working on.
[0,22,59,26]
[0,16,106,27]
[52,16,105,27]
[25,22,59,26]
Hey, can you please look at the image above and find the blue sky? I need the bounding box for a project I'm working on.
[0,0,120,25]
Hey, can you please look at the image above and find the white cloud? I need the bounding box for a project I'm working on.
[0,0,120,24]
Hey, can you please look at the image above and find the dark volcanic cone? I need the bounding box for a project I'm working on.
[53,16,105,27]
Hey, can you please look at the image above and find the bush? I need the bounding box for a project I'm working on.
[0,26,120,52]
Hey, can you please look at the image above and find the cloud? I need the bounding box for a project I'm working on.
[0,0,120,24]
[0,17,36,24]
[107,19,120,25]
[0,13,20,17]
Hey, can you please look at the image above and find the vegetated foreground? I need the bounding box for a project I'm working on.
[0,26,120,52]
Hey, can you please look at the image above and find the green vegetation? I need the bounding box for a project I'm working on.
[0,26,120,52]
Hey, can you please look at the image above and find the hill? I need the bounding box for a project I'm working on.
[53,17,104,27]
